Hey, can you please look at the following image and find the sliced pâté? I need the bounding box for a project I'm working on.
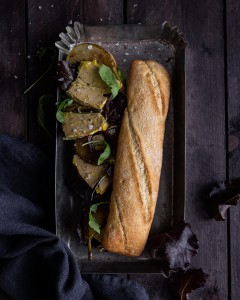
[67,60,111,110]
[66,43,120,81]
[62,112,108,139]
[73,155,108,190]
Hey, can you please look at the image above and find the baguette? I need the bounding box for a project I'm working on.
[102,60,170,256]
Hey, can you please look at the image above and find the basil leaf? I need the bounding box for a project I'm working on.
[89,201,109,234]
[99,64,120,99]
[98,141,111,165]
[89,214,101,234]
[37,95,53,137]
[117,67,125,82]
[56,98,73,123]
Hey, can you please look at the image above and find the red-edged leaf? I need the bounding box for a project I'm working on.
[170,268,208,300]
[57,61,78,91]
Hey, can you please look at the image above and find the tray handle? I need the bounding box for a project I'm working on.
[161,21,188,56]
[55,22,85,54]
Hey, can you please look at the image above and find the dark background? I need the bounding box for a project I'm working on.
[1,0,240,299]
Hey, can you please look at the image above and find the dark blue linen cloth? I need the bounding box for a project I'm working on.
[0,134,149,300]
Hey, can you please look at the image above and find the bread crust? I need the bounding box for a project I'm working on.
[102,60,170,256]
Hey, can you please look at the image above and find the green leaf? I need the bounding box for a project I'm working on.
[117,67,125,82]
[37,95,53,137]
[82,140,111,165]
[24,46,57,94]
[99,64,120,99]
[97,141,111,165]
[88,202,109,234]
[56,98,73,123]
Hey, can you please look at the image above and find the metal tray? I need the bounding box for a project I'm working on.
[55,22,187,273]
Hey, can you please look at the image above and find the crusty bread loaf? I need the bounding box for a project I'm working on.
[102,60,170,256]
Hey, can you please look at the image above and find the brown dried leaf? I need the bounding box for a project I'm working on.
[150,222,199,271]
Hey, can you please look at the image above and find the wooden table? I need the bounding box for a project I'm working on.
[1,1,239,299]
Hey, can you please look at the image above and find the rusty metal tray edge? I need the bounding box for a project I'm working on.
[55,22,187,274]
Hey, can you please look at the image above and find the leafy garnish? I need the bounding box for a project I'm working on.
[89,202,109,234]
[98,142,111,165]
[207,178,240,220]
[103,91,127,126]
[82,140,111,165]
[24,46,57,94]
[56,98,73,123]
[37,95,53,137]
[99,64,120,99]
[57,61,78,91]
[149,222,199,273]
[117,67,125,82]
[170,268,208,300]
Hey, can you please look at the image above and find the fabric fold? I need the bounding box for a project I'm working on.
[0,134,149,300]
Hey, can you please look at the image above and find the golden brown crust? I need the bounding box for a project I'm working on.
[102,60,170,256]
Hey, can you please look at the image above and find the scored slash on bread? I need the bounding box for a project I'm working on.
[102,60,170,256]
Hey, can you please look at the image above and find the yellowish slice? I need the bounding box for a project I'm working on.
[66,43,121,82]
[67,60,112,110]
[96,175,112,195]
[73,155,107,189]
[62,112,108,139]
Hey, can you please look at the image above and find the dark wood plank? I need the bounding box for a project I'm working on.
[26,0,84,156]
[183,2,227,298]
[127,0,228,299]
[226,1,240,299]
[0,1,26,138]
[129,275,173,300]
[84,0,123,24]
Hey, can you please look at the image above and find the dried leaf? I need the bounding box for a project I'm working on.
[150,222,199,271]
[208,178,240,220]
[103,91,127,126]
[170,268,208,300]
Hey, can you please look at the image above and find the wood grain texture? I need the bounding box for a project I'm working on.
[226,0,240,299]
[0,1,26,138]
[183,1,227,297]
[83,0,123,24]
[127,0,228,299]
